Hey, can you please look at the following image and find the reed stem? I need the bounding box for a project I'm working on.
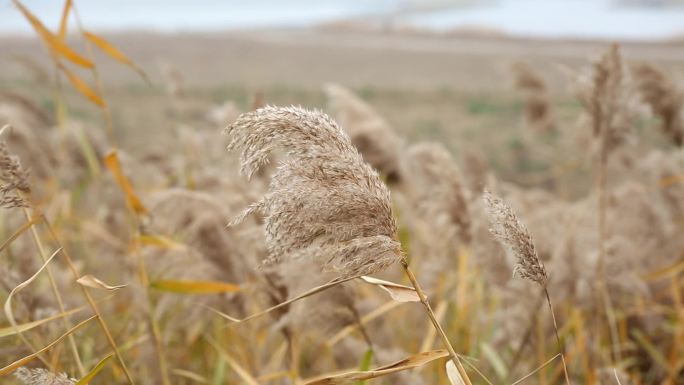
[401,259,473,385]
[544,287,571,385]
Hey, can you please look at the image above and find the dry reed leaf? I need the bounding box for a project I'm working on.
[359,276,419,302]
[12,0,93,68]
[150,279,240,294]
[57,62,105,107]
[303,349,449,384]
[0,303,87,338]
[76,274,127,291]
[0,315,97,376]
[83,31,149,83]
[58,0,72,40]
[75,353,114,385]
[446,360,466,385]
[103,150,148,215]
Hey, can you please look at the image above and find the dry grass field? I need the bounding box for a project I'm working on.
[1,3,684,384]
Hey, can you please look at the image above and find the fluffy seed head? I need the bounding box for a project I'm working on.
[633,63,683,146]
[578,44,636,157]
[324,83,402,182]
[404,142,471,243]
[14,367,76,385]
[225,106,401,278]
[0,130,30,208]
[483,189,548,286]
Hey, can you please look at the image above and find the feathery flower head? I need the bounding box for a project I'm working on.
[225,106,401,278]
[483,190,548,286]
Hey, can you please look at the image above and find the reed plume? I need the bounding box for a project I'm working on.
[225,105,401,278]
[324,84,402,182]
[404,142,471,244]
[511,62,556,133]
[14,367,76,385]
[633,63,683,146]
[483,190,547,286]
[483,189,570,385]
[0,135,30,208]
[579,44,635,158]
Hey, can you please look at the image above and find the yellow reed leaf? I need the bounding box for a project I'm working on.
[150,279,241,294]
[103,151,148,215]
[83,31,149,82]
[137,234,185,250]
[57,63,105,107]
[75,353,114,385]
[58,0,72,40]
[12,0,93,68]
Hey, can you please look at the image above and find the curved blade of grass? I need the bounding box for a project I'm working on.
[83,31,149,83]
[75,353,114,385]
[327,300,402,348]
[480,342,507,380]
[58,0,72,40]
[171,369,209,384]
[0,216,41,254]
[511,353,561,385]
[3,247,62,346]
[12,0,93,68]
[150,279,240,294]
[57,62,105,107]
[0,315,97,376]
[631,329,673,376]
[354,349,373,385]
[303,350,449,385]
[206,337,259,385]
[643,258,684,282]
[209,275,359,324]
[103,151,148,215]
[0,303,88,339]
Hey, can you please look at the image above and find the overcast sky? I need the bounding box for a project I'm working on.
[1,0,683,40]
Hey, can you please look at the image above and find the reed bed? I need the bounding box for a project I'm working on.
[1,3,684,384]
